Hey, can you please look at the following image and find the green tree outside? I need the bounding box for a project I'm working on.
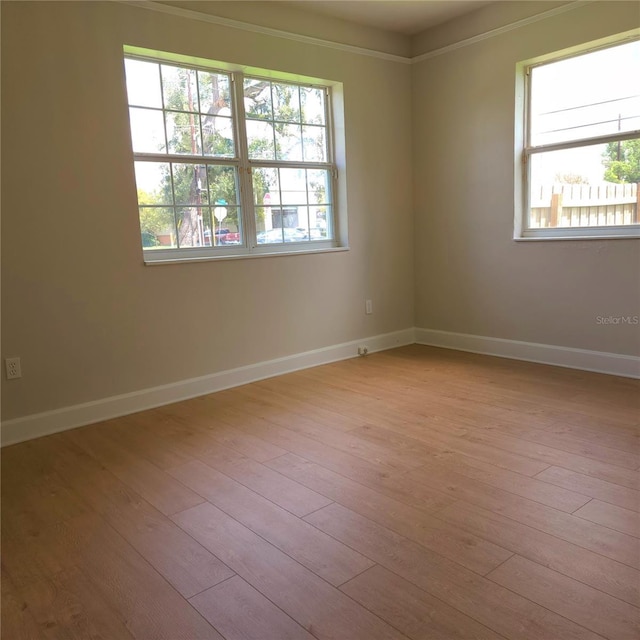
[602,138,640,183]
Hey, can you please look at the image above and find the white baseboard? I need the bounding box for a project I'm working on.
[415,328,640,379]
[4,326,637,447]
[0,328,415,447]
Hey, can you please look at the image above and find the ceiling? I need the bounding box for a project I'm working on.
[279,1,494,35]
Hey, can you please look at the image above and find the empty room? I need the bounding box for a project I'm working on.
[1,1,639,638]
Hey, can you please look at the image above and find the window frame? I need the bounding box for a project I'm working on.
[515,33,640,241]
[124,51,344,263]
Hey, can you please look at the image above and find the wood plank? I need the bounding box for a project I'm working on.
[190,575,315,640]
[240,381,366,432]
[9,566,138,640]
[216,408,427,485]
[169,459,373,586]
[305,503,603,640]
[354,424,590,512]
[455,427,640,489]
[1,467,92,540]
[172,502,407,640]
[194,443,333,517]
[340,564,504,640]
[157,399,289,462]
[356,418,551,476]
[67,425,205,515]
[103,412,196,470]
[535,466,640,512]
[544,421,640,454]
[254,376,370,427]
[26,434,234,600]
[0,572,56,640]
[573,500,640,537]
[407,462,640,569]
[268,453,512,575]
[476,424,639,470]
[436,500,640,606]
[2,513,223,639]
[230,387,425,472]
[487,555,640,640]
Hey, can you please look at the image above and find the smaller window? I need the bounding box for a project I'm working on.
[517,37,640,239]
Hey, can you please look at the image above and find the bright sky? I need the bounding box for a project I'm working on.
[530,39,640,184]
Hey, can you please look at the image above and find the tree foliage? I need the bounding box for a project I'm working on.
[602,139,640,183]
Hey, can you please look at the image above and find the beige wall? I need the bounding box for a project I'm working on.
[412,0,640,356]
[1,1,414,420]
[2,1,639,425]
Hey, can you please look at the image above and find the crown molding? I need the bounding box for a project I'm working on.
[413,1,591,63]
[122,1,593,66]
[123,1,413,64]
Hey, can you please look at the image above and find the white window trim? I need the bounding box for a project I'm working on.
[514,31,640,241]
[124,47,348,262]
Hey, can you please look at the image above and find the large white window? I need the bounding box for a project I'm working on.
[517,36,640,239]
[124,51,339,262]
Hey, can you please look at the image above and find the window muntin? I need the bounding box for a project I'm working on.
[520,38,640,239]
[124,55,336,259]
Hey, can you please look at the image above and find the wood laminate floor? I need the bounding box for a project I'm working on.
[2,345,639,639]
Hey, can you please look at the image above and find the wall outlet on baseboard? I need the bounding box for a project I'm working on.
[358,345,369,356]
[5,357,22,379]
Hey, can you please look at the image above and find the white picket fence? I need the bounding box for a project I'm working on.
[530,182,639,228]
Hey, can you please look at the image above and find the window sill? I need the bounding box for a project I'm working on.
[143,245,349,265]
[515,225,640,241]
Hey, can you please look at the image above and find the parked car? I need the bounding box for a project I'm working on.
[205,228,241,245]
[220,230,241,245]
[204,228,230,246]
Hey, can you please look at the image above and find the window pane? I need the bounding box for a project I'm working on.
[166,112,202,155]
[301,87,325,125]
[529,140,640,228]
[311,205,331,238]
[198,71,231,113]
[253,168,280,208]
[172,164,208,205]
[202,115,235,157]
[208,166,239,206]
[134,162,173,205]
[530,41,640,146]
[294,207,311,241]
[212,206,242,245]
[247,120,275,159]
[254,206,269,234]
[275,124,303,161]
[244,78,272,120]
[176,206,210,247]
[125,59,162,108]
[272,83,301,122]
[307,169,331,205]
[256,224,284,244]
[302,126,326,162]
[279,168,307,205]
[129,108,166,153]
[162,65,199,112]
[139,207,176,248]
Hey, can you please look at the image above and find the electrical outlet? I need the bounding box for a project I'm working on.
[5,357,22,379]
[365,299,373,314]
[358,346,369,356]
